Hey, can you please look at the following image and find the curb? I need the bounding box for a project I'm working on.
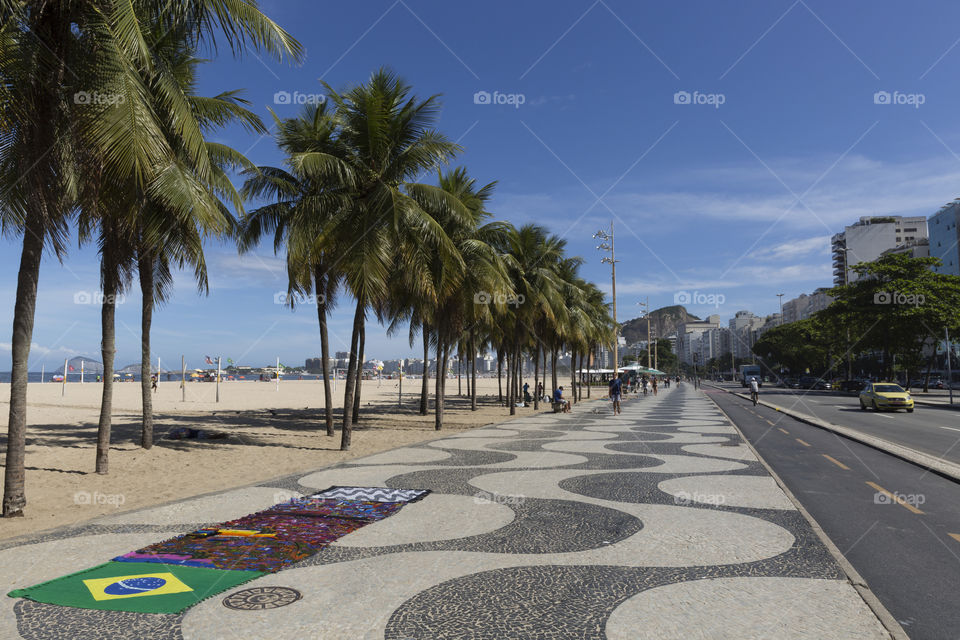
[706,384,960,484]
[703,389,907,640]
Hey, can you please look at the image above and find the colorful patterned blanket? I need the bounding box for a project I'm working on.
[8,486,429,614]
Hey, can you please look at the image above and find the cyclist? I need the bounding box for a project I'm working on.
[749,376,760,405]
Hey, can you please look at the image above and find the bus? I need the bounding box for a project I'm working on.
[739,364,763,388]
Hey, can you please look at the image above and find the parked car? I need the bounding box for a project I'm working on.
[812,380,832,390]
[910,378,945,390]
[838,379,866,393]
[799,376,828,389]
[782,377,801,389]
[859,382,914,412]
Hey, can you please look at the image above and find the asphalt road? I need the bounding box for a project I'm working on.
[708,387,960,640]
[709,382,960,466]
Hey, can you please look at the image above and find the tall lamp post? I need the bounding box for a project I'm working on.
[637,299,651,371]
[595,222,619,376]
[842,247,853,380]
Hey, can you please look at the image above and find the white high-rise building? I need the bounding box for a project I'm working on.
[831,216,928,285]
[728,311,765,359]
[929,200,960,276]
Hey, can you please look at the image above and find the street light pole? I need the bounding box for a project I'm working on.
[843,247,852,380]
[637,299,650,371]
[595,221,619,376]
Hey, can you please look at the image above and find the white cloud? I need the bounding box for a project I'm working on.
[750,235,831,261]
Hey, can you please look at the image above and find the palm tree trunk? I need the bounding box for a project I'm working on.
[533,343,541,410]
[457,351,462,396]
[2,212,46,517]
[435,340,446,430]
[551,349,558,393]
[470,336,478,411]
[340,300,365,451]
[507,345,514,415]
[570,347,577,405]
[542,348,547,395]
[96,236,119,475]
[315,268,334,436]
[420,325,430,415]
[497,350,503,403]
[138,251,154,449]
[587,345,593,398]
[352,322,365,423]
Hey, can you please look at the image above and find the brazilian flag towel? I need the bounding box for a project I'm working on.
[8,561,264,614]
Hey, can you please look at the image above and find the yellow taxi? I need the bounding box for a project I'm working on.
[859,382,915,413]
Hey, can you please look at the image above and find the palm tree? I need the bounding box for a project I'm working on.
[500,224,566,415]
[408,167,509,428]
[136,37,263,450]
[312,68,463,450]
[240,101,349,437]
[1,0,301,516]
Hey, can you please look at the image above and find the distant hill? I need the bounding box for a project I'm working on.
[58,356,103,375]
[621,305,700,344]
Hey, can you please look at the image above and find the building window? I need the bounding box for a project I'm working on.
[903,228,917,232]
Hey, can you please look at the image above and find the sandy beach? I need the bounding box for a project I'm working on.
[0,376,583,540]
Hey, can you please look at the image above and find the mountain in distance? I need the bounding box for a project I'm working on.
[620,305,700,344]
[57,356,103,375]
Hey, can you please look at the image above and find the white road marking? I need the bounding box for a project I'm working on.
[941,426,960,432]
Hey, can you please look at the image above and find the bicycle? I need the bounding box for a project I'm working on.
[750,389,759,406]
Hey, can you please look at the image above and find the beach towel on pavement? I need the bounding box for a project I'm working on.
[7,561,263,614]
[308,486,431,503]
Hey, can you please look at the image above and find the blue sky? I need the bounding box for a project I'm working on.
[4,0,960,369]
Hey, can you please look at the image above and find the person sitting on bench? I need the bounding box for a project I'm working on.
[553,386,571,413]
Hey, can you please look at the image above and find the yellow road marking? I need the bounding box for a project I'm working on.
[778,428,789,435]
[866,481,925,515]
[765,419,775,426]
[949,533,960,544]
[822,454,850,470]
[796,438,811,447]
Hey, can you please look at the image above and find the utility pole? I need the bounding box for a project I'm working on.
[595,222,618,376]
[947,327,954,405]
[637,299,650,371]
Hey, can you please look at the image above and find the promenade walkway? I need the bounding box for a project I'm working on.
[1,385,891,639]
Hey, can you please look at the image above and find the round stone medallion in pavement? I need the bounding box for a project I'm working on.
[223,586,302,610]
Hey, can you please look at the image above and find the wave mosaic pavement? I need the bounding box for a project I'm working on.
[0,386,889,639]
